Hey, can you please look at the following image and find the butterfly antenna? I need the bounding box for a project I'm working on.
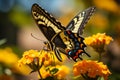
[31,33,50,49]
[31,33,45,42]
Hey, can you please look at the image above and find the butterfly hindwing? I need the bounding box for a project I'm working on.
[66,7,96,35]
[64,30,91,61]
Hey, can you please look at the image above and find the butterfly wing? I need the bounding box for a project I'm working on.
[66,7,96,35]
[31,3,66,61]
[31,3,65,41]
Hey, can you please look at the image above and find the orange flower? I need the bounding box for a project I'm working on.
[84,33,113,53]
[73,60,111,80]
[73,60,87,76]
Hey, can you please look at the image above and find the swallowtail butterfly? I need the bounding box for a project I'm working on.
[31,3,96,61]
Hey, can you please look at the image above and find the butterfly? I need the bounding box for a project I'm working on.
[31,3,96,62]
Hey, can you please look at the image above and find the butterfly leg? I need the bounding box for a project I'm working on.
[54,48,62,62]
[53,48,62,62]
[52,43,62,62]
[43,41,51,51]
[84,52,91,57]
[78,50,91,60]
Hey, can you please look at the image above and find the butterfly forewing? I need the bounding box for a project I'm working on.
[32,3,67,61]
[31,3,65,41]
[66,7,96,35]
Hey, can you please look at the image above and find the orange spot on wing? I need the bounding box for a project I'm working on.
[73,56,78,60]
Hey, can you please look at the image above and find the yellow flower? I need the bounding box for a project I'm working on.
[13,63,31,75]
[0,47,19,65]
[18,50,65,69]
[40,50,66,66]
[39,65,69,79]
[18,50,40,67]
[73,60,111,80]
[40,66,51,79]
[84,33,113,53]
[39,50,52,66]
[54,65,70,79]
[18,49,68,79]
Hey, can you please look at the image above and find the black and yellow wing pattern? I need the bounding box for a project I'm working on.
[31,3,66,61]
[66,7,96,35]
[31,3,96,61]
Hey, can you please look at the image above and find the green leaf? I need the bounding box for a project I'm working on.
[50,68,59,75]
[0,64,4,75]
[0,39,7,46]
[98,77,104,80]
[73,75,85,80]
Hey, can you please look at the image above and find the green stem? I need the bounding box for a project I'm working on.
[38,69,43,80]
[36,57,44,80]
[98,52,102,62]
[82,74,99,80]
[81,74,89,80]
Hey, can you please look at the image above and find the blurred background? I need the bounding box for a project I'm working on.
[0,0,120,80]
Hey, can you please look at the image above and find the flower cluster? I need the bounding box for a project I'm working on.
[73,60,111,80]
[18,49,69,79]
[84,33,113,53]
[18,49,67,67]
[18,50,53,67]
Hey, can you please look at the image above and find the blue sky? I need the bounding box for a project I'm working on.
[0,0,75,17]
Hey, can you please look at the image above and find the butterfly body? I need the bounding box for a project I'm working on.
[63,30,90,61]
[31,3,95,61]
